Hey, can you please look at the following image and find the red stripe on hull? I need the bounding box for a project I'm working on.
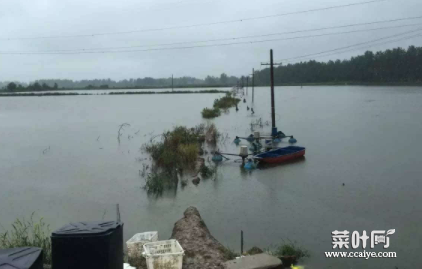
[259,150,305,164]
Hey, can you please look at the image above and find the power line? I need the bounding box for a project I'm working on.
[146,0,216,12]
[1,24,420,55]
[283,32,422,64]
[278,28,422,62]
[4,16,422,53]
[0,0,389,41]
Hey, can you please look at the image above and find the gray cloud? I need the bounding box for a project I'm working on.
[1,0,421,82]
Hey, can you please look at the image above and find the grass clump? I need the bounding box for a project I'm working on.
[143,171,179,195]
[246,246,264,255]
[0,213,52,265]
[213,94,240,109]
[201,93,240,119]
[201,107,221,119]
[178,144,199,164]
[277,243,310,259]
[143,126,200,171]
[205,123,219,144]
[266,240,310,261]
[199,164,214,178]
[142,124,220,193]
[142,125,208,193]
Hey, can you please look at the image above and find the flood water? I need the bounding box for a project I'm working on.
[1,86,421,268]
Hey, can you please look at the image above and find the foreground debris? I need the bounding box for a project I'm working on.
[171,207,229,269]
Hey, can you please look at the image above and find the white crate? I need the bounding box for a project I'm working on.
[126,232,158,258]
[143,239,184,269]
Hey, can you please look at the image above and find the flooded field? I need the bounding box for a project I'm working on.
[1,86,421,268]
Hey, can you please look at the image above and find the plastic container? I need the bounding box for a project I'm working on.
[0,247,43,269]
[143,240,184,269]
[244,159,256,170]
[126,232,158,258]
[212,154,223,162]
[239,146,248,157]
[51,221,123,269]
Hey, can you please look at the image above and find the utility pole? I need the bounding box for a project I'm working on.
[241,230,244,255]
[246,77,249,96]
[261,49,282,136]
[172,74,174,92]
[250,68,255,103]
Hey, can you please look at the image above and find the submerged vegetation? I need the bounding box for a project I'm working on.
[199,163,214,178]
[204,122,219,144]
[143,126,201,171]
[142,124,219,194]
[213,94,241,109]
[0,213,52,264]
[201,107,221,119]
[143,170,179,194]
[201,93,240,119]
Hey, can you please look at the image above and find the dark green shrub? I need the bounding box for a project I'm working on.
[202,107,221,118]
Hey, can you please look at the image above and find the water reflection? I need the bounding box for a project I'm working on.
[239,162,249,179]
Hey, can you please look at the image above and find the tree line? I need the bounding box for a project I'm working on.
[1,74,239,92]
[253,46,422,85]
[2,46,422,92]
[5,82,59,92]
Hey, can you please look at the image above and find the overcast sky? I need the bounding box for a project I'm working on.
[0,0,421,82]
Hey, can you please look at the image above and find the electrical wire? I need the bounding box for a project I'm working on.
[277,27,422,62]
[3,16,421,53]
[283,32,422,64]
[0,24,421,55]
[1,24,421,55]
[0,0,389,41]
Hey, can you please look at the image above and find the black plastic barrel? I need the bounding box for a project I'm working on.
[0,247,43,269]
[51,221,123,269]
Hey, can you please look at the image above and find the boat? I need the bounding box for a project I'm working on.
[253,146,305,164]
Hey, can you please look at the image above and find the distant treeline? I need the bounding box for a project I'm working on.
[2,46,422,91]
[108,89,226,95]
[3,82,59,92]
[253,46,422,85]
[0,90,227,97]
[1,75,239,92]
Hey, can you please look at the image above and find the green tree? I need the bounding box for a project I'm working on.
[220,73,228,85]
[205,76,218,85]
[41,83,51,90]
[253,46,422,85]
[6,82,17,92]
